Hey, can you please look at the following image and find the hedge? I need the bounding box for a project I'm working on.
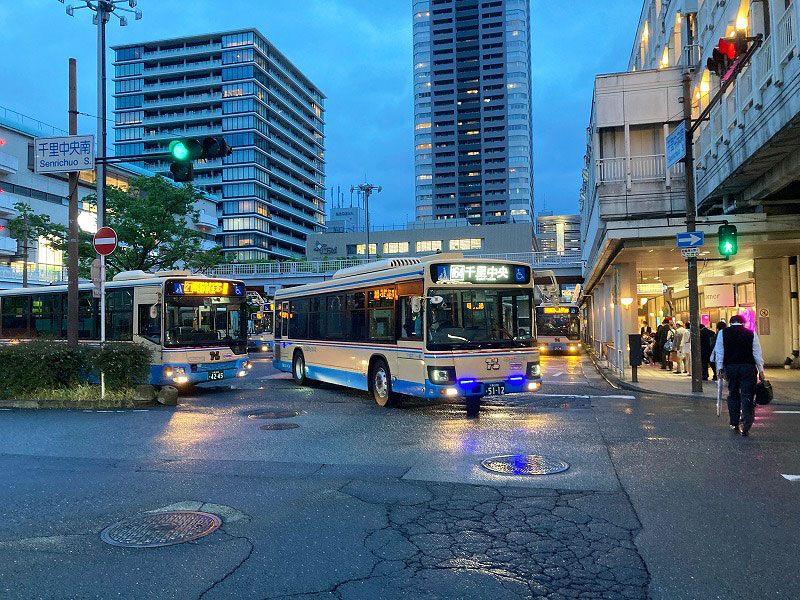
[0,341,153,397]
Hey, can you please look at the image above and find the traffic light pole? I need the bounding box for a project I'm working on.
[680,34,762,394]
[682,72,703,394]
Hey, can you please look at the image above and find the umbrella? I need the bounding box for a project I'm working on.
[716,376,723,417]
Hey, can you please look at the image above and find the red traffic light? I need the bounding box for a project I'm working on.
[718,37,736,60]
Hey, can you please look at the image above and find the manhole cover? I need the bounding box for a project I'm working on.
[248,410,300,419]
[481,454,569,476]
[259,423,300,430]
[100,511,221,548]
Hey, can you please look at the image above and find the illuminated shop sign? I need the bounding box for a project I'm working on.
[431,263,530,284]
[168,280,245,296]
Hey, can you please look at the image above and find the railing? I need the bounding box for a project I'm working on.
[629,154,665,180]
[143,76,221,90]
[755,40,773,89]
[776,2,796,64]
[596,157,625,183]
[142,43,221,59]
[144,93,220,107]
[208,251,583,278]
[0,105,67,137]
[145,109,222,124]
[596,155,675,183]
[144,60,221,74]
[0,265,64,284]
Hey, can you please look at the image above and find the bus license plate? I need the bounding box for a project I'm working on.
[486,383,505,396]
[208,370,225,381]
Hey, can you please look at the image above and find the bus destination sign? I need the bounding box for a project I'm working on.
[168,280,245,296]
[431,263,530,284]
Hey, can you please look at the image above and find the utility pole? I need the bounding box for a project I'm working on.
[350,183,381,260]
[68,58,80,348]
[683,71,703,393]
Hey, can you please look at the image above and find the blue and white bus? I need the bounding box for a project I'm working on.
[0,271,252,386]
[535,304,580,353]
[272,254,543,414]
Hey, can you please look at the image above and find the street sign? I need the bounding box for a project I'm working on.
[666,121,686,168]
[34,135,95,174]
[93,226,117,256]
[759,308,769,317]
[676,231,705,248]
[681,248,700,258]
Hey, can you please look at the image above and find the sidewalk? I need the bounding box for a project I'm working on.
[601,361,800,405]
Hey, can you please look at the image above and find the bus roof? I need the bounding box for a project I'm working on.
[0,272,244,296]
[275,254,534,298]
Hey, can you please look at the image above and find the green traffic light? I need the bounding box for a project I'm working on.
[723,241,734,254]
[171,141,190,161]
[717,224,738,256]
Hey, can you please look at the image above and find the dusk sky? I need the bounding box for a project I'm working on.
[0,0,643,225]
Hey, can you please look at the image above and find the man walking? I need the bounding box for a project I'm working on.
[699,323,715,380]
[673,321,687,374]
[714,314,765,436]
[654,320,666,367]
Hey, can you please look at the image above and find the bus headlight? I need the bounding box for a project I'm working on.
[569,346,576,352]
[261,345,269,352]
[174,376,189,384]
[427,366,456,384]
[237,370,247,377]
[165,366,186,378]
[527,381,540,391]
[526,363,541,378]
[245,360,253,369]
[539,345,547,352]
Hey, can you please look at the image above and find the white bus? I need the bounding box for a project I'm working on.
[247,292,274,353]
[272,254,542,413]
[0,271,252,387]
[535,304,580,353]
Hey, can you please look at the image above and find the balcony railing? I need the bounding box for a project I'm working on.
[755,40,773,89]
[776,2,796,64]
[142,43,221,59]
[596,154,684,185]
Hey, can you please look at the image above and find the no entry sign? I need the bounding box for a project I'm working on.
[93,226,118,256]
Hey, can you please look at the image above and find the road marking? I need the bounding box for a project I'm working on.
[781,474,800,481]
[0,408,11,411]
[133,409,149,412]
[261,373,291,379]
[550,371,564,378]
[774,411,800,414]
[533,393,636,400]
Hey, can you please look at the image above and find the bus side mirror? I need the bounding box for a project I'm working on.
[411,297,422,314]
[430,295,444,305]
[149,304,158,319]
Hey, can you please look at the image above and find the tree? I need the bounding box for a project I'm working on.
[9,175,229,278]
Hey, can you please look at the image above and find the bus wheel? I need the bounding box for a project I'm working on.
[292,352,310,386]
[466,395,481,417]
[371,359,397,407]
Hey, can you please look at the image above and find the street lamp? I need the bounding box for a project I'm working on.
[59,0,142,228]
[350,183,382,261]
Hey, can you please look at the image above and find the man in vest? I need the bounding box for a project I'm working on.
[713,314,765,436]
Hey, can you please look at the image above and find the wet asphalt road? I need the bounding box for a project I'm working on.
[0,352,798,599]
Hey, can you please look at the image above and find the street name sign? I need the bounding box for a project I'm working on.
[34,135,95,174]
[93,226,117,256]
[681,248,700,258]
[676,231,704,248]
[666,121,686,168]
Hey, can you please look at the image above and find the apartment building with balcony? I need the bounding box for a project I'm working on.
[412,0,533,224]
[112,29,326,261]
[0,106,218,289]
[581,0,800,379]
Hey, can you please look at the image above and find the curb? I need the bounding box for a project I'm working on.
[0,398,155,410]
[585,349,800,405]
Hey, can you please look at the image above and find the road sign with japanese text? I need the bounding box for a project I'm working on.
[34,135,95,174]
[666,121,686,168]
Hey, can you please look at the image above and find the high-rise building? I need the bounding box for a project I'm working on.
[535,213,581,254]
[112,29,326,260]
[412,0,533,224]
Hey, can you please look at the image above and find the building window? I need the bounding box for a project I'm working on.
[383,242,409,254]
[449,238,482,251]
[415,240,442,252]
[356,244,377,255]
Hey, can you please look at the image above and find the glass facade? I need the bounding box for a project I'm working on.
[112,29,326,260]
[412,0,533,224]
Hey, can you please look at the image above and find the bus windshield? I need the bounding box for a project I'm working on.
[536,309,580,340]
[427,288,534,350]
[165,295,247,348]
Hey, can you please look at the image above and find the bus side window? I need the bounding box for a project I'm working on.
[138,304,161,344]
[397,297,422,341]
